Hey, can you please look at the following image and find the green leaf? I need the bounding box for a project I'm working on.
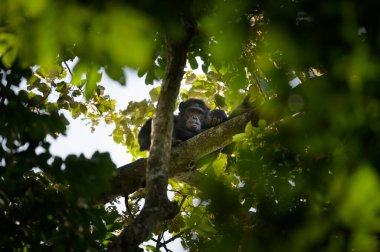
[202,63,209,73]
[245,121,254,133]
[145,69,155,84]
[102,7,156,69]
[64,152,116,198]
[0,33,17,67]
[185,73,197,84]
[72,90,81,97]
[149,86,161,102]
[214,94,226,107]
[113,128,124,143]
[72,62,87,86]
[339,165,380,227]
[188,55,198,69]
[229,74,246,92]
[97,85,105,96]
[258,119,266,129]
[79,103,87,114]
[2,46,17,68]
[207,71,219,81]
[232,133,246,142]
[212,156,226,176]
[137,66,148,78]
[65,152,116,198]
[27,75,40,89]
[145,245,156,251]
[85,67,102,99]
[105,65,126,85]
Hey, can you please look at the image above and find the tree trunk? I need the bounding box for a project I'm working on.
[108,18,195,252]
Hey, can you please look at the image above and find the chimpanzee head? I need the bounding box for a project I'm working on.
[179,99,210,132]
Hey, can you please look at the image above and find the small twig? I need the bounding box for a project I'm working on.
[252,72,267,100]
[179,195,187,210]
[64,61,73,77]
[151,237,173,252]
[124,195,135,219]
[161,231,185,245]
[156,222,168,250]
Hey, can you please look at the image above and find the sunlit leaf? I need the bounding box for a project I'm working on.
[102,7,156,69]
[212,156,226,176]
[149,86,161,102]
[85,67,102,99]
[245,121,254,133]
[258,119,266,129]
[21,0,48,17]
[339,165,380,227]
[113,128,124,144]
[232,133,246,142]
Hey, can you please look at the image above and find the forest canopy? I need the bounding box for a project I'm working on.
[1,0,380,251]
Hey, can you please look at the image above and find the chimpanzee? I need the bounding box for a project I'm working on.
[138,98,227,151]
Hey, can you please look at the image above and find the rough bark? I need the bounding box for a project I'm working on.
[108,18,195,251]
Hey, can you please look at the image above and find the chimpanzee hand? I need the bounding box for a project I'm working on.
[208,109,227,127]
[172,138,183,146]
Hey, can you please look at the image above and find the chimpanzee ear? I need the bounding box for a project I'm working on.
[179,102,185,112]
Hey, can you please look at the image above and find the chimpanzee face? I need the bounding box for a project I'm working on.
[185,109,205,132]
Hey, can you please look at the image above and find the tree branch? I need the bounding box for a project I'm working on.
[108,17,195,251]
[105,111,256,201]
[106,80,310,202]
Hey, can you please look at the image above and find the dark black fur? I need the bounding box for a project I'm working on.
[138,98,227,151]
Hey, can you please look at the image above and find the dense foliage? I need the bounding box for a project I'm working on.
[1,0,380,251]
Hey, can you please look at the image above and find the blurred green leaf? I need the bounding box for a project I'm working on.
[85,67,102,99]
[212,156,226,176]
[65,152,116,198]
[188,55,198,69]
[105,65,127,85]
[258,119,266,129]
[339,165,380,227]
[232,133,246,142]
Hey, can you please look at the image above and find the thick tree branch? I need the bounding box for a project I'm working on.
[106,81,311,201]
[108,18,195,251]
[106,111,256,200]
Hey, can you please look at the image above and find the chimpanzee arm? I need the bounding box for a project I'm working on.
[138,118,152,151]
[139,116,195,150]
[208,109,227,127]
